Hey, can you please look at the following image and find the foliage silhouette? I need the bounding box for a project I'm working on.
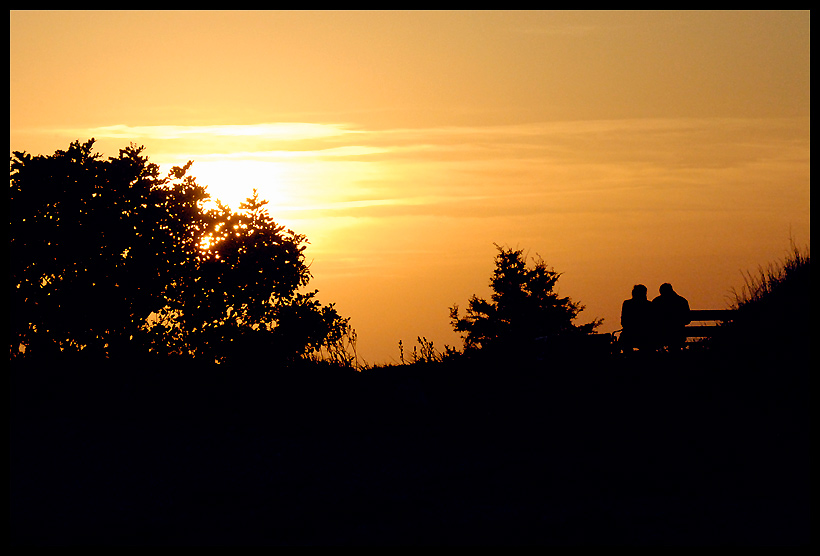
[10,139,347,363]
[10,140,204,358]
[721,241,810,356]
[397,336,458,365]
[450,244,601,356]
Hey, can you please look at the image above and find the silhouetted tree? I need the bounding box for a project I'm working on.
[158,189,348,363]
[10,140,207,358]
[10,139,347,363]
[450,244,600,355]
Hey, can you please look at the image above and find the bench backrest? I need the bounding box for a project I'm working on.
[688,309,735,322]
[685,309,735,338]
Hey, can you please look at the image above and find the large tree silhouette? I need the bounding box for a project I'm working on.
[10,139,346,363]
[450,244,601,354]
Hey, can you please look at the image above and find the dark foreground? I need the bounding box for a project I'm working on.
[10,348,810,546]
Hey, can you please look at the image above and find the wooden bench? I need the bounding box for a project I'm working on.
[685,309,736,339]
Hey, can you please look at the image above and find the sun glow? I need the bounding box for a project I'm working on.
[186,159,300,212]
[10,10,810,364]
[60,122,391,227]
[157,146,395,261]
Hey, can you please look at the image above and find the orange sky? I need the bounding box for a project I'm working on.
[10,10,810,364]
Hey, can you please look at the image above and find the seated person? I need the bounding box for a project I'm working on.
[620,284,653,352]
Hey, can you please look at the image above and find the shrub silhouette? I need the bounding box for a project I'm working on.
[10,139,347,363]
[450,244,601,356]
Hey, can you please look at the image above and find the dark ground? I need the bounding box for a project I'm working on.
[10,346,810,546]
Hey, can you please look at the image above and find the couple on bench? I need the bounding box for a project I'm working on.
[620,283,690,352]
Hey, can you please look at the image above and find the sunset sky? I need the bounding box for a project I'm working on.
[10,10,810,364]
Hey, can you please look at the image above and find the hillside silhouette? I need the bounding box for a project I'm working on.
[11,246,809,545]
[10,139,809,546]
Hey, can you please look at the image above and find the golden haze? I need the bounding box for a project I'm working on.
[10,11,810,363]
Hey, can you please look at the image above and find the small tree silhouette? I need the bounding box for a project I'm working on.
[450,244,601,355]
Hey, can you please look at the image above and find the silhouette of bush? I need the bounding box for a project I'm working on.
[450,244,601,357]
[10,139,347,364]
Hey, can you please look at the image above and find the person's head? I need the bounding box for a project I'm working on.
[632,284,648,300]
[659,283,674,295]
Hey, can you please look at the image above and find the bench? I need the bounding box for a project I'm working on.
[685,309,736,339]
[614,309,736,352]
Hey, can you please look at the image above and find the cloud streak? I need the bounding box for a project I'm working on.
[168,146,389,161]
[54,122,362,141]
[31,116,809,226]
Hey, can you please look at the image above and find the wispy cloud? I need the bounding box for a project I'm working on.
[54,122,361,141]
[168,145,388,161]
[31,116,809,226]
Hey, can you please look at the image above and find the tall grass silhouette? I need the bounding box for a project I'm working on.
[721,240,810,357]
[730,240,810,310]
